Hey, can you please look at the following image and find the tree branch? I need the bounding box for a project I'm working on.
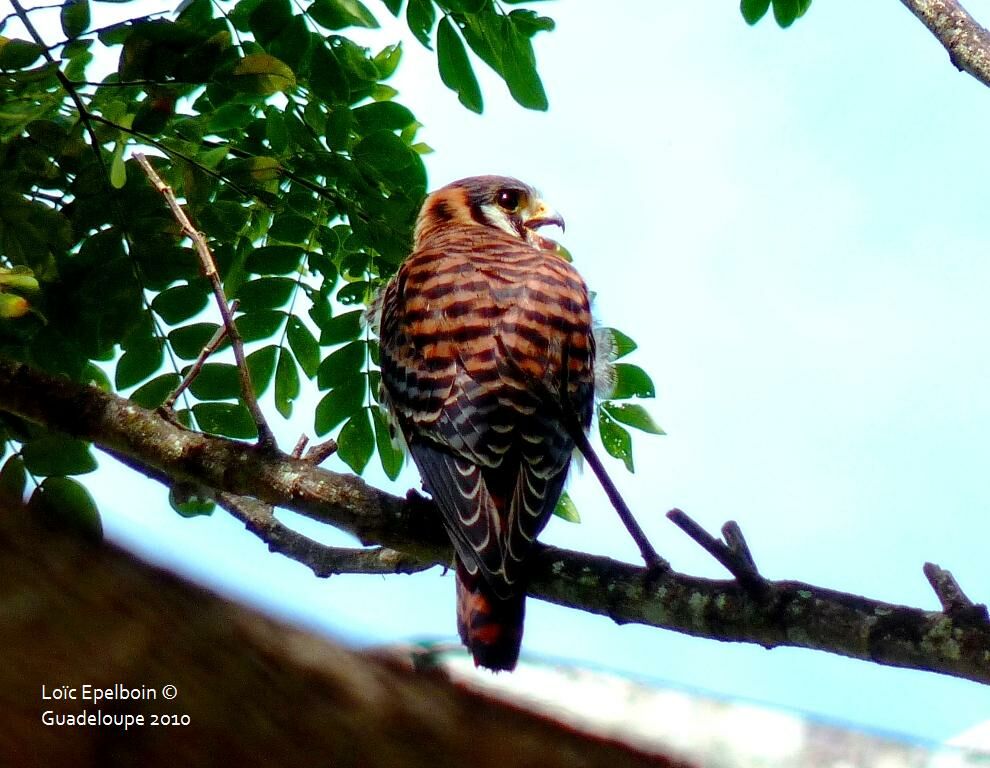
[216,492,429,577]
[135,154,275,448]
[1,355,988,685]
[900,0,990,87]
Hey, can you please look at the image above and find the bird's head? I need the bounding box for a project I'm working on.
[413,175,565,252]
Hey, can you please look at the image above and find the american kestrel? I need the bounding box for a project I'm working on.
[377,175,595,671]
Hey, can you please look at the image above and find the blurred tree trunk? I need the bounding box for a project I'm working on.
[0,501,686,768]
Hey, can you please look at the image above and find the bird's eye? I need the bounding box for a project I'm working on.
[496,188,523,211]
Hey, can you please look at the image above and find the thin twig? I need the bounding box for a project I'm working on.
[42,12,169,50]
[292,434,310,458]
[923,562,990,625]
[667,508,768,596]
[304,438,338,465]
[162,303,237,411]
[91,114,253,200]
[721,520,760,575]
[69,79,200,88]
[9,0,107,183]
[135,153,276,449]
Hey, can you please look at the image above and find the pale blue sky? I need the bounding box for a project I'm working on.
[16,0,990,743]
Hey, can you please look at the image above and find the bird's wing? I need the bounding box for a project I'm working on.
[408,439,570,596]
[379,231,594,594]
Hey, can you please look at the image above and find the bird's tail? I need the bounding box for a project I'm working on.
[455,559,525,672]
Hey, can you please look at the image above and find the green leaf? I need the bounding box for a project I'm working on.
[245,245,305,275]
[110,142,127,189]
[60,0,91,38]
[0,266,40,293]
[209,103,253,132]
[188,362,240,400]
[231,52,296,94]
[274,346,300,418]
[601,327,637,360]
[309,42,349,103]
[247,343,279,396]
[599,412,634,473]
[317,340,365,389]
[197,200,251,241]
[552,490,580,523]
[269,15,310,77]
[0,455,27,504]
[236,276,296,311]
[336,280,368,305]
[168,485,216,517]
[331,35,380,86]
[29,476,102,543]
[371,405,403,480]
[373,42,402,79]
[0,39,45,69]
[268,214,313,245]
[309,0,379,30]
[501,15,547,110]
[456,11,499,77]
[0,293,29,318]
[610,363,656,399]
[223,156,281,189]
[352,130,426,195]
[286,315,320,377]
[318,309,363,345]
[192,402,257,438]
[152,284,209,325]
[325,104,352,150]
[168,322,221,359]
[740,0,772,24]
[406,0,435,47]
[437,17,482,114]
[265,106,289,153]
[236,309,286,341]
[314,376,365,435]
[116,337,164,389]
[82,362,113,392]
[337,408,374,473]
[507,8,554,35]
[130,373,181,409]
[353,130,416,172]
[353,100,414,132]
[772,0,799,27]
[245,0,292,43]
[22,435,98,476]
[601,402,665,436]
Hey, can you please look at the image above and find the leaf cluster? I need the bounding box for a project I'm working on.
[0,0,659,529]
[740,0,812,28]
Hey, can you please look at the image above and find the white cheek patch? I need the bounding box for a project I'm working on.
[480,203,521,238]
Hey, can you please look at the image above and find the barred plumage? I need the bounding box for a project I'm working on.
[377,176,596,671]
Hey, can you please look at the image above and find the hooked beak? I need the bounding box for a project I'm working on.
[523,199,565,233]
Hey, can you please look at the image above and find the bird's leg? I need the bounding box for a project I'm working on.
[568,423,668,573]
